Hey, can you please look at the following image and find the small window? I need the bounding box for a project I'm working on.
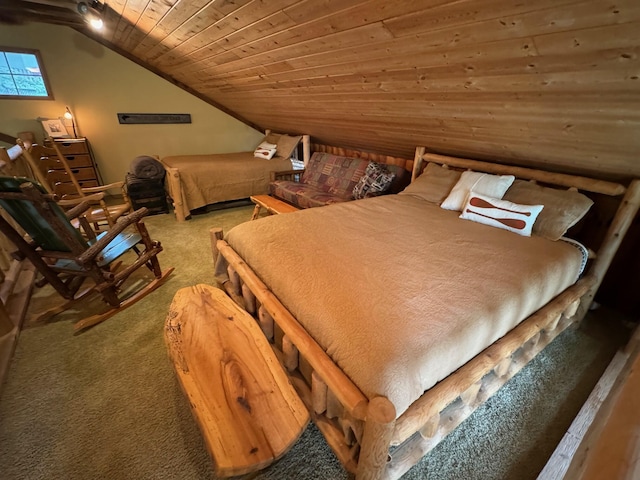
[0,47,52,99]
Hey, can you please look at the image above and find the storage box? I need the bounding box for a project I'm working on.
[125,173,169,215]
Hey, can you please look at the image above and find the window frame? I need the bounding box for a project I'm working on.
[0,46,53,100]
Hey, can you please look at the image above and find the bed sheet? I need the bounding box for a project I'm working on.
[162,152,293,211]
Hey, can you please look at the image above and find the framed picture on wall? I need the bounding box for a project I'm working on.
[39,117,69,138]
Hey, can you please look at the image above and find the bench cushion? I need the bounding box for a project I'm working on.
[270,180,352,209]
[269,152,411,209]
[301,152,369,198]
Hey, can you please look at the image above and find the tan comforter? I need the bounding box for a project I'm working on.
[161,152,292,211]
[214,194,585,416]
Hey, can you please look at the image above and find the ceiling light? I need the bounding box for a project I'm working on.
[77,1,104,30]
[89,17,103,30]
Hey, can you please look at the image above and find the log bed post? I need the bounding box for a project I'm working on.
[302,135,311,167]
[576,178,640,321]
[411,147,426,182]
[209,227,223,265]
[165,166,186,222]
[357,397,396,480]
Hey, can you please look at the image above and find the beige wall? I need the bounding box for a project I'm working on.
[0,23,263,184]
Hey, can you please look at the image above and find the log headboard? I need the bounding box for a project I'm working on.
[413,145,640,323]
[311,143,413,172]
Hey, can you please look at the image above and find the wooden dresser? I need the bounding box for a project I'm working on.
[38,138,101,197]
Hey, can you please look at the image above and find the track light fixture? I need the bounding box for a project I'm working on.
[77,1,104,30]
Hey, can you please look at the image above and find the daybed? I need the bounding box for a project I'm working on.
[211,145,640,479]
[161,131,310,221]
[269,146,411,209]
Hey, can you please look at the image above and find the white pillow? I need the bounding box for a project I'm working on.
[460,191,543,236]
[254,141,277,160]
[441,171,515,211]
[257,141,277,150]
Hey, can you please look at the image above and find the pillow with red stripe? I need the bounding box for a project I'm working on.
[254,141,277,159]
[460,191,543,236]
[441,170,515,211]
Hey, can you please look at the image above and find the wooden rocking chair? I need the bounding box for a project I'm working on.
[26,141,133,233]
[0,176,174,331]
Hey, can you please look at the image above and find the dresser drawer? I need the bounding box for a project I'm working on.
[51,140,89,155]
[40,154,93,171]
[47,167,97,184]
[54,180,100,197]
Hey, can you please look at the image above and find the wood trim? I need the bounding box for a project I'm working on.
[540,326,640,479]
[537,351,629,479]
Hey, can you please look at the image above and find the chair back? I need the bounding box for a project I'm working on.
[0,176,87,252]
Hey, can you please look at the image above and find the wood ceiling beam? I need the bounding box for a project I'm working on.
[0,0,82,26]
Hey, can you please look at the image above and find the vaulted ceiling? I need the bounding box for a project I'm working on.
[2,0,640,179]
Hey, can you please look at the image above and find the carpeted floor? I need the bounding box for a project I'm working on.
[0,204,631,480]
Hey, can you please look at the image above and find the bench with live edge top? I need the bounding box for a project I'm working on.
[164,284,309,477]
[250,194,299,220]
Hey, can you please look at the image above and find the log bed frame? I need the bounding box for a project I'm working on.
[211,145,640,480]
[163,131,311,222]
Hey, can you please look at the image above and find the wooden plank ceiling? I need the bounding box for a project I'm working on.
[4,0,640,178]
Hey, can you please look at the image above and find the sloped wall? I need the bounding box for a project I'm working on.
[0,23,263,184]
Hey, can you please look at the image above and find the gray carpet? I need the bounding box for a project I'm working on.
[0,204,630,480]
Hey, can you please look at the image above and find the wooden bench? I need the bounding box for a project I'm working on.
[250,194,298,220]
[164,284,309,477]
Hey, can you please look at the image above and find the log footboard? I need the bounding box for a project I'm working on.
[212,232,596,480]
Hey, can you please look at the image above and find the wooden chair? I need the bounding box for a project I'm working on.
[25,141,132,233]
[0,176,174,331]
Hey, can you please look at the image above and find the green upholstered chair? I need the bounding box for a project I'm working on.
[0,176,173,331]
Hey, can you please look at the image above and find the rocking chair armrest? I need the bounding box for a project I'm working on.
[58,192,106,207]
[77,207,149,265]
[82,182,125,194]
[60,193,107,220]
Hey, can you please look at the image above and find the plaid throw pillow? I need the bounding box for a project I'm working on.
[353,162,396,200]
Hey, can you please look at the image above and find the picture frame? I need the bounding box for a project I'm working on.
[39,117,70,138]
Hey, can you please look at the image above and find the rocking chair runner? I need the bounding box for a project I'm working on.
[0,176,174,331]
